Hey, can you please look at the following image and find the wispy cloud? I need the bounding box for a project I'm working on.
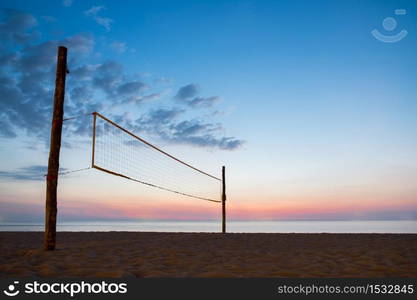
[176,83,199,100]
[41,16,57,22]
[84,6,113,31]
[94,17,113,31]
[0,165,66,181]
[175,84,219,108]
[154,77,172,84]
[110,41,127,53]
[0,9,38,44]
[138,92,164,102]
[0,9,244,151]
[0,10,93,139]
[84,6,104,16]
[62,0,74,7]
[135,108,244,150]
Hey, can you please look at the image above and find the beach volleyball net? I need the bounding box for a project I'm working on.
[91,112,222,203]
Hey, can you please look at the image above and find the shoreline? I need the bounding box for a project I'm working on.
[1,232,416,278]
[1,219,416,234]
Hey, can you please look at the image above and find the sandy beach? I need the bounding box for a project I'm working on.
[0,232,416,277]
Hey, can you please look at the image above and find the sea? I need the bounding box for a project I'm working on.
[0,220,416,233]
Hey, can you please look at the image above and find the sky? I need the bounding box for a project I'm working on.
[0,0,416,224]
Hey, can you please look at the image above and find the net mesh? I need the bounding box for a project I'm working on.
[93,113,221,202]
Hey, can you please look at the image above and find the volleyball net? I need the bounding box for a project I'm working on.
[91,112,222,203]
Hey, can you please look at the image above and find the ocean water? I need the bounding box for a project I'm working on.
[0,220,416,233]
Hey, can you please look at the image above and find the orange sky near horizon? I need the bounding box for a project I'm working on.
[1,172,416,222]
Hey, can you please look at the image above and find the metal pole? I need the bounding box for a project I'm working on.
[91,112,97,168]
[44,46,67,251]
[222,165,226,233]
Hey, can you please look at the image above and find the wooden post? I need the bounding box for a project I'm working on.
[44,46,67,251]
[222,165,226,233]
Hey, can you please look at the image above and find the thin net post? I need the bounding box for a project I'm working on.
[91,112,221,203]
[92,112,97,168]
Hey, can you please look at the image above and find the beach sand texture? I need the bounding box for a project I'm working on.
[0,232,416,277]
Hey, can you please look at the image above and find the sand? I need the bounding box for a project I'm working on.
[0,232,416,277]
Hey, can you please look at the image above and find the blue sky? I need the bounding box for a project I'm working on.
[0,0,416,222]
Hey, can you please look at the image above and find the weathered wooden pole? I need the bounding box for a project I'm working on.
[44,46,67,251]
[222,165,226,233]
